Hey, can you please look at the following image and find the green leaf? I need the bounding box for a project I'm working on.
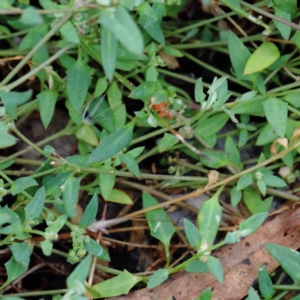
[230,186,242,206]
[237,174,253,190]
[76,124,99,146]
[195,78,206,103]
[197,187,222,253]
[106,189,133,204]
[228,31,251,79]
[25,186,45,220]
[232,97,265,117]
[244,43,280,75]
[101,26,117,81]
[199,288,212,300]
[0,122,16,148]
[256,124,278,146]
[79,194,98,229]
[95,77,108,97]
[0,90,32,119]
[41,240,53,256]
[88,270,142,298]
[263,174,287,188]
[11,177,38,195]
[225,135,241,168]
[67,254,92,289]
[0,243,33,291]
[258,264,275,299]
[195,113,229,139]
[158,133,179,153]
[84,237,110,261]
[243,187,262,214]
[263,98,287,137]
[46,215,68,236]
[20,6,43,26]
[245,287,260,300]
[143,192,175,264]
[130,81,157,101]
[184,218,202,248]
[63,174,81,218]
[59,21,80,44]
[200,150,229,169]
[274,8,291,40]
[99,166,116,200]
[120,153,140,177]
[273,0,297,17]
[239,212,268,237]
[37,90,58,129]
[99,6,143,55]
[265,244,300,282]
[88,123,133,163]
[207,256,223,283]
[66,57,91,111]
[185,260,209,273]
[107,82,126,128]
[147,269,169,289]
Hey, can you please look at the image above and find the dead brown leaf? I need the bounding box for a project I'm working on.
[108,205,300,300]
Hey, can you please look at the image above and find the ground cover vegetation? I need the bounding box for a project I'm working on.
[0,0,300,299]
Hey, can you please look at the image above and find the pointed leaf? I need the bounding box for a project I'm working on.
[11,177,38,195]
[79,193,98,228]
[258,264,275,299]
[25,186,45,220]
[99,6,143,55]
[184,218,202,248]
[147,269,169,289]
[263,98,287,137]
[207,256,223,283]
[101,26,117,81]
[84,237,110,261]
[99,166,116,200]
[244,43,280,75]
[106,189,133,204]
[120,153,140,177]
[88,123,133,163]
[37,90,58,129]
[66,58,91,111]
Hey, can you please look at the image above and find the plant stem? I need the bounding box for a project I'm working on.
[0,12,72,88]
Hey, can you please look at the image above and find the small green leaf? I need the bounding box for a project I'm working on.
[228,31,251,79]
[11,177,38,195]
[147,269,169,289]
[184,218,202,248]
[225,135,241,168]
[0,122,16,148]
[101,26,117,81]
[256,124,278,146]
[207,256,223,283]
[197,187,222,253]
[120,153,140,177]
[67,254,92,289]
[66,57,91,111]
[274,8,291,40]
[258,264,275,299]
[143,192,175,265]
[41,239,53,256]
[245,287,260,300]
[99,166,116,200]
[244,43,280,75]
[243,187,262,214]
[195,78,206,103]
[88,123,133,164]
[37,90,58,129]
[185,260,209,273]
[20,6,44,26]
[84,237,110,261]
[263,174,287,188]
[79,194,98,229]
[237,174,253,190]
[59,21,79,44]
[76,124,99,146]
[239,212,268,236]
[106,189,133,204]
[130,81,157,101]
[99,6,143,55]
[46,215,68,235]
[199,288,212,300]
[63,174,81,218]
[273,0,297,17]
[25,186,45,220]
[158,133,178,153]
[200,150,229,169]
[263,98,287,137]
[265,244,300,282]
[230,186,242,206]
[88,270,142,298]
